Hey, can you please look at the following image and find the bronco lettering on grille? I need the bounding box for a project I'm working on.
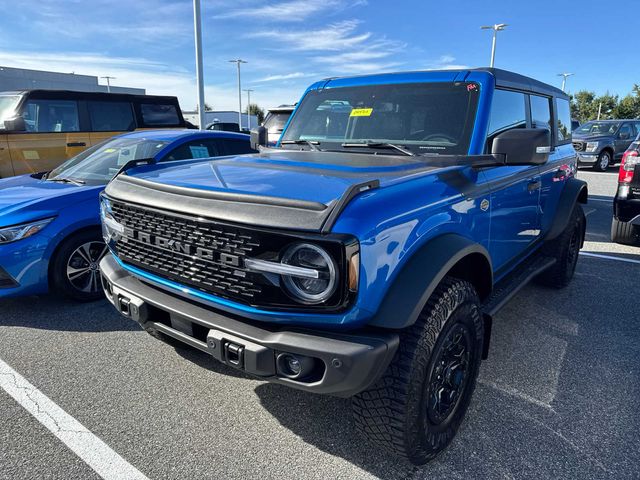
[122,226,240,267]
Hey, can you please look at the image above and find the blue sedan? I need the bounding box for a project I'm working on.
[0,129,254,301]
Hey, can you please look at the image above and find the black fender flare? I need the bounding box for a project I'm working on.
[545,177,588,242]
[368,234,493,330]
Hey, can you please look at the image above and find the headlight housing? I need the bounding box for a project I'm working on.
[586,141,599,152]
[0,218,54,244]
[100,195,124,243]
[281,243,338,304]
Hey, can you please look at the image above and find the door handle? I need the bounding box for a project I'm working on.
[66,142,86,147]
[527,180,541,192]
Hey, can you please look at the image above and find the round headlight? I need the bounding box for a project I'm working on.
[281,243,337,304]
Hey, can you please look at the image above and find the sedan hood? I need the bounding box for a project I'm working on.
[0,174,99,226]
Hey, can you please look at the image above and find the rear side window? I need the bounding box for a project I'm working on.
[140,104,180,126]
[487,89,526,139]
[88,101,135,132]
[556,98,572,144]
[21,99,79,132]
[530,95,552,131]
[223,138,256,155]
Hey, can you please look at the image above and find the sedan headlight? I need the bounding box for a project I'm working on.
[281,243,337,304]
[0,218,54,244]
[586,141,599,152]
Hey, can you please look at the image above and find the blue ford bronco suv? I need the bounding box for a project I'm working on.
[99,68,587,464]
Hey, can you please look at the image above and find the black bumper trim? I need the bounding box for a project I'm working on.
[100,254,399,397]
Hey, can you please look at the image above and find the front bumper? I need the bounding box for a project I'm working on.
[577,153,598,165]
[0,234,50,298]
[100,254,399,397]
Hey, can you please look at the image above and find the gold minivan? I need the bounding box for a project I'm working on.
[0,90,186,178]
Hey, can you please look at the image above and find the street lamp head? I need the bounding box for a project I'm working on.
[228,59,248,64]
[481,23,508,31]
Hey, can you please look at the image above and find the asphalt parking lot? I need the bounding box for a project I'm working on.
[1,168,638,480]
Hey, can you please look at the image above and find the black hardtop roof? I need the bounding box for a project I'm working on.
[0,89,180,103]
[471,68,568,99]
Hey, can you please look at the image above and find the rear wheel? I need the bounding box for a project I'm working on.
[537,204,585,288]
[51,230,108,302]
[592,150,611,171]
[611,217,640,246]
[352,277,483,464]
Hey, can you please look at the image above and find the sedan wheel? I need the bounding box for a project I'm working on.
[66,241,108,294]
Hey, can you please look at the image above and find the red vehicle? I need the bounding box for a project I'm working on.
[612,133,640,245]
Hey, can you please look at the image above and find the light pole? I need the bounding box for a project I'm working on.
[100,76,116,93]
[480,24,508,68]
[193,0,206,130]
[243,89,254,129]
[229,59,247,130]
[557,73,574,92]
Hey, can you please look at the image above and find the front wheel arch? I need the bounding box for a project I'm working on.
[48,226,104,293]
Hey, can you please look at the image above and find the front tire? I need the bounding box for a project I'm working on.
[352,277,483,464]
[611,217,640,246]
[50,230,108,302]
[592,150,611,171]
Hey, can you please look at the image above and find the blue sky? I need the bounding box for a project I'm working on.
[0,0,637,111]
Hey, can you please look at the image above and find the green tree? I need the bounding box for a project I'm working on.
[247,103,265,124]
[594,92,619,120]
[571,90,598,123]
[613,85,640,119]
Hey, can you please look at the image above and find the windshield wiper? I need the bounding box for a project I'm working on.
[280,139,321,151]
[48,177,86,186]
[341,142,415,156]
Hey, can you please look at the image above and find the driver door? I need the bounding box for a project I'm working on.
[614,123,634,161]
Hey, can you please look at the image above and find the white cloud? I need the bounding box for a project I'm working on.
[213,0,366,22]
[422,55,470,71]
[253,72,313,82]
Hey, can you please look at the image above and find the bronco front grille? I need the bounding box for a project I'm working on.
[572,141,585,152]
[110,201,265,303]
[107,200,353,310]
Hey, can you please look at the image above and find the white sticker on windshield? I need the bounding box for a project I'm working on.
[189,145,210,158]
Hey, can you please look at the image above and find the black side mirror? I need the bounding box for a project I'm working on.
[250,126,267,150]
[491,128,551,166]
[3,116,26,132]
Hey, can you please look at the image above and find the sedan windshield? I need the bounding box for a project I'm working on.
[48,137,169,185]
[281,82,480,155]
[575,121,620,135]
[0,95,21,126]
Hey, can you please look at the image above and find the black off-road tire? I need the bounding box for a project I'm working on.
[611,217,640,246]
[592,150,611,171]
[50,229,107,302]
[536,204,585,288]
[352,277,484,465]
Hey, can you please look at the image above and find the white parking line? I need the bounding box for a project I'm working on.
[580,251,640,265]
[0,357,149,480]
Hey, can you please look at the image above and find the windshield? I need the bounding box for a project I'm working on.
[0,95,21,126]
[281,82,479,155]
[263,112,292,132]
[575,121,620,135]
[48,137,169,185]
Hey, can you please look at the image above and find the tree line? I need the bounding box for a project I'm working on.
[571,85,640,123]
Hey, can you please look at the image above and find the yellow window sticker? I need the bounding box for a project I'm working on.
[350,108,373,117]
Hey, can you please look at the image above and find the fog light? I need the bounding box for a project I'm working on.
[276,353,315,380]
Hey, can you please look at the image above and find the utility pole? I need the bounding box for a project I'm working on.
[100,76,116,93]
[480,24,508,68]
[229,59,247,130]
[597,102,602,120]
[193,0,206,130]
[557,73,574,92]
[243,89,254,129]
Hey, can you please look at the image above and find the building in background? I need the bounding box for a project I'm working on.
[0,66,144,94]
[182,110,258,129]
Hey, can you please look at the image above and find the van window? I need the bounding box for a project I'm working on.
[556,98,572,144]
[88,101,135,131]
[487,89,526,139]
[140,104,180,126]
[22,99,79,133]
[530,95,552,131]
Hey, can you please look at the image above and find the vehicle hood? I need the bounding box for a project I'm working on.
[0,174,100,226]
[128,150,440,207]
[571,134,612,142]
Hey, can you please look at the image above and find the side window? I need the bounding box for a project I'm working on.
[618,123,633,140]
[88,101,135,131]
[21,99,79,133]
[161,140,221,162]
[223,138,256,155]
[487,89,526,141]
[555,98,572,144]
[140,103,180,126]
[530,95,552,131]
[633,122,640,138]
